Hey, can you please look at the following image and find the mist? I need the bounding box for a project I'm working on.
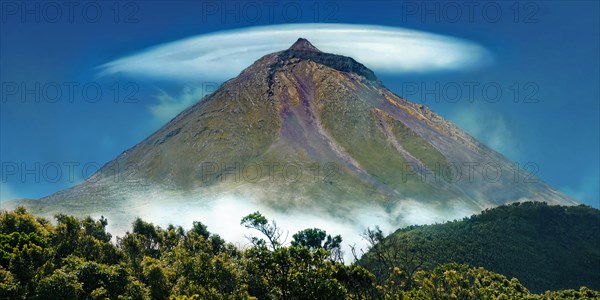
[92,186,478,262]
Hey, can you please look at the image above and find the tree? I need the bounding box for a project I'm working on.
[131,218,162,258]
[118,218,165,275]
[35,269,82,300]
[291,228,343,262]
[292,228,326,249]
[403,263,532,299]
[52,214,82,260]
[121,279,151,300]
[141,257,172,300]
[9,242,49,288]
[0,267,24,299]
[360,226,435,291]
[1,207,598,299]
[240,211,286,250]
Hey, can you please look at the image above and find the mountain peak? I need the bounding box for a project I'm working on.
[279,38,377,81]
[288,38,321,52]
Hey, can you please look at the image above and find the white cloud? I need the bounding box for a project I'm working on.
[98,23,492,81]
[93,186,475,262]
[450,107,519,160]
[149,87,209,124]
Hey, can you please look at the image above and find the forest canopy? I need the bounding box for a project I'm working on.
[359,202,600,293]
[1,203,599,299]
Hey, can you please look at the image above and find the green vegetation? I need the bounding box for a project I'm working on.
[360,202,600,293]
[1,204,599,299]
[379,111,452,182]
[316,83,427,195]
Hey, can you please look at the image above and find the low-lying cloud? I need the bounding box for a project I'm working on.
[91,186,476,263]
[98,23,492,82]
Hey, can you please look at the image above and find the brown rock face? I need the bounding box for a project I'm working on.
[288,38,321,52]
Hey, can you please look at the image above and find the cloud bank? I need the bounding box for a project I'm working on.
[99,188,475,263]
[98,23,492,81]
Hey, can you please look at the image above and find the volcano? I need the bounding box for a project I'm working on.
[13,38,576,232]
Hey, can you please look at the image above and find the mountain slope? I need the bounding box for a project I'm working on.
[360,202,600,293]
[9,38,577,232]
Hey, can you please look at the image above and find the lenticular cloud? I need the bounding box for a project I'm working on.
[98,23,492,81]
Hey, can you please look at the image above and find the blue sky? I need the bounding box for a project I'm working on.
[1,1,598,208]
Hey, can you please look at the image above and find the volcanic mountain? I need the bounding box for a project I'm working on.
[13,38,576,232]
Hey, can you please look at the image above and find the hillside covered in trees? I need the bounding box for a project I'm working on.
[1,203,599,299]
[360,202,600,293]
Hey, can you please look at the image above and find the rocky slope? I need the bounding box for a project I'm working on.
[10,38,576,231]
